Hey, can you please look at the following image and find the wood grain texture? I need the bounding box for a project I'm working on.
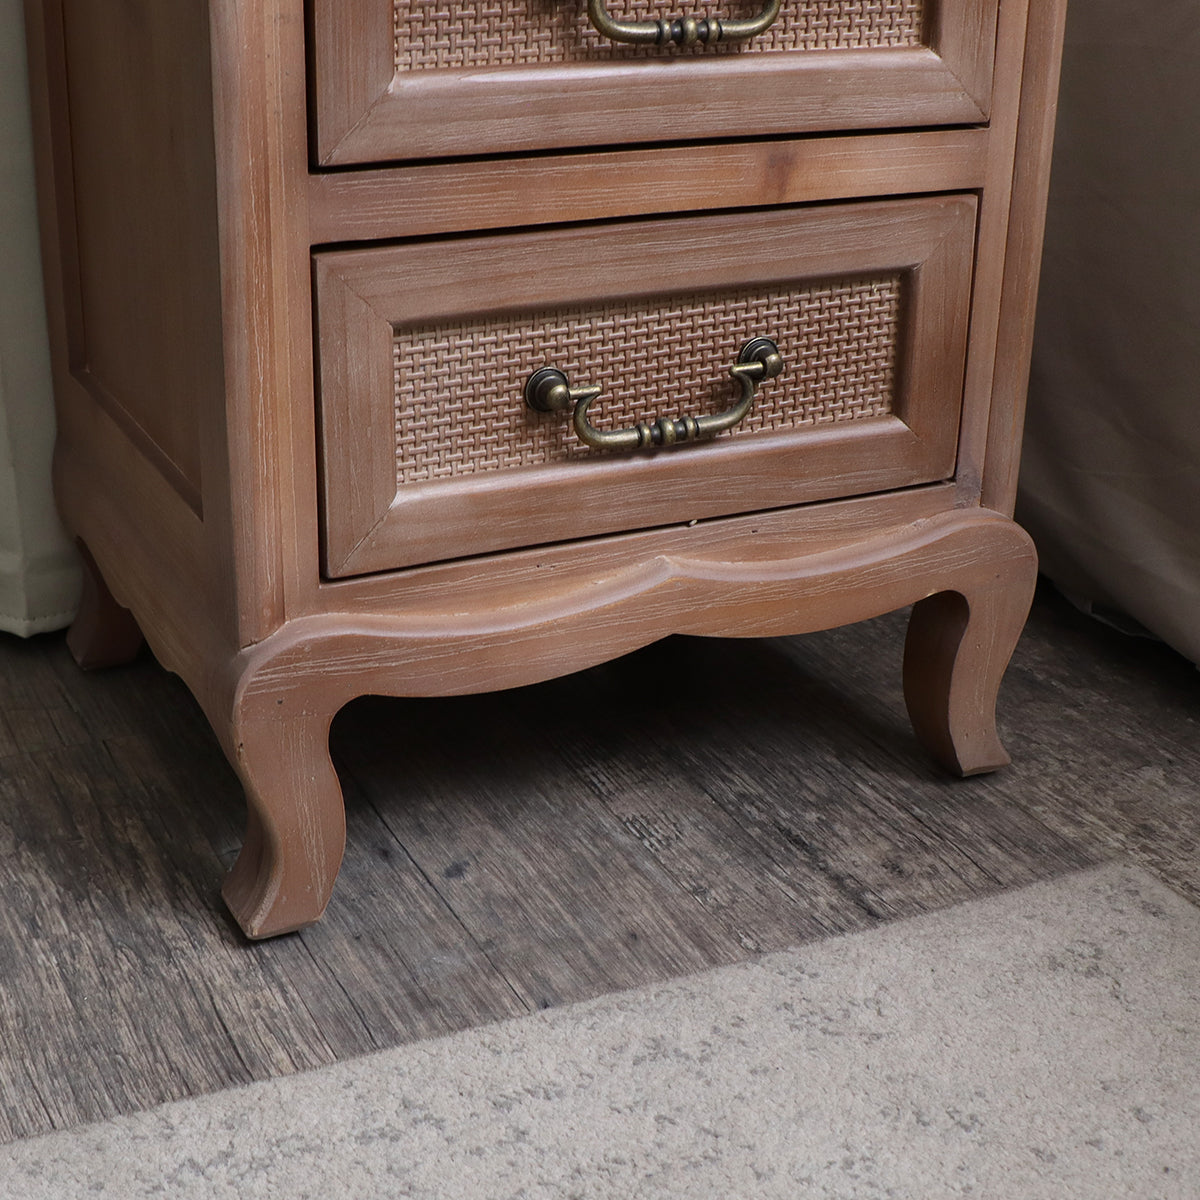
[306,129,990,245]
[904,558,1038,776]
[55,0,224,506]
[26,0,317,656]
[310,0,997,163]
[205,0,316,645]
[23,0,1065,944]
[313,485,960,615]
[307,0,395,161]
[220,705,346,939]
[316,196,976,576]
[951,0,1029,501]
[4,586,1198,1144]
[24,0,237,670]
[48,393,217,689]
[220,506,1037,935]
[23,0,208,626]
[930,0,998,110]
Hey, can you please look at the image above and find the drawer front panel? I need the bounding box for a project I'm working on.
[310,0,997,163]
[391,0,924,72]
[393,276,901,485]
[315,196,977,577]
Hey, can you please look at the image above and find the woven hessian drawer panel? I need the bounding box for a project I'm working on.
[393,0,925,70]
[392,274,902,487]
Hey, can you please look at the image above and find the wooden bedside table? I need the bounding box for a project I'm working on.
[24,0,1067,937]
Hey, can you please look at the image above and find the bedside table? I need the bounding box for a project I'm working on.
[24,0,1067,937]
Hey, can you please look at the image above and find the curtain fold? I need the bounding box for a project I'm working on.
[1018,1,1200,663]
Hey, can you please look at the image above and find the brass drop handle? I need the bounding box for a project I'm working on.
[586,0,781,46]
[525,337,783,452]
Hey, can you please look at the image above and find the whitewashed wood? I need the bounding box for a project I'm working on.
[310,0,998,163]
[306,129,991,245]
[316,196,976,576]
[981,0,1072,514]
[219,506,1036,936]
[951,0,1030,502]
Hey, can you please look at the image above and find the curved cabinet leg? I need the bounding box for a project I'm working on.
[66,541,144,669]
[903,561,1037,778]
[220,698,346,939]
[207,506,1034,934]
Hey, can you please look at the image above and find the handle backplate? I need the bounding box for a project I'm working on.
[586,0,782,45]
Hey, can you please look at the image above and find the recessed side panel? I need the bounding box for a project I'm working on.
[59,0,226,511]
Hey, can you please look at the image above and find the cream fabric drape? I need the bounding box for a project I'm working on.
[0,0,79,636]
[1018,1,1200,663]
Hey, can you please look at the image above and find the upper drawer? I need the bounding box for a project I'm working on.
[308,0,998,165]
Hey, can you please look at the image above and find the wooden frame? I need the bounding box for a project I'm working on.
[316,195,977,576]
[309,0,999,163]
[305,127,991,245]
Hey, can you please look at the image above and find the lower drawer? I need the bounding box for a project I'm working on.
[314,195,976,577]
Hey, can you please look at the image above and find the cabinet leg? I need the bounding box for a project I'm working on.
[221,700,346,939]
[903,570,1035,777]
[207,507,1033,933]
[66,541,145,669]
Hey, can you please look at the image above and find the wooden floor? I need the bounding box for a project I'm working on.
[1,583,1197,1143]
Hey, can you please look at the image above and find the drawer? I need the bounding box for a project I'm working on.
[315,195,976,577]
[308,0,998,164]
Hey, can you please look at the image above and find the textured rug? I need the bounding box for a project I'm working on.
[3,862,1198,1198]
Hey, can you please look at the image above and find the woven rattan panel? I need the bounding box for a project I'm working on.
[393,274,902,487]
[393,0,925,71]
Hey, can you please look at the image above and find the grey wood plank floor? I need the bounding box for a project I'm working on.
[1,584,1197,1143]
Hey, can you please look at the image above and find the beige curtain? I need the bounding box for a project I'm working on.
[1018,2,1200,662]
[0,0,79,636]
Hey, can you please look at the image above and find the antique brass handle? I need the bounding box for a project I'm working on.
[586,0,781,46]
[525,337,783,451]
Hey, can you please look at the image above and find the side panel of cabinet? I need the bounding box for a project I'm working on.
[23,0,237,669]
[51,0,227,511]
[25,0,317,659]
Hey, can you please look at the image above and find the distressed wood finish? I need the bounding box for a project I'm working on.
[24,0,1067,936]
[53,0,222,511]
[222,505,1036,937]
[310,0,998,163]
[315,484,958,614]
[24,0,225,678]
[316,196,976,575]
[306,129,991,245]
[981,0,1071,515]
[904,579,1035,777]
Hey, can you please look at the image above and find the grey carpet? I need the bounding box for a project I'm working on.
[3,862,1197,1198]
